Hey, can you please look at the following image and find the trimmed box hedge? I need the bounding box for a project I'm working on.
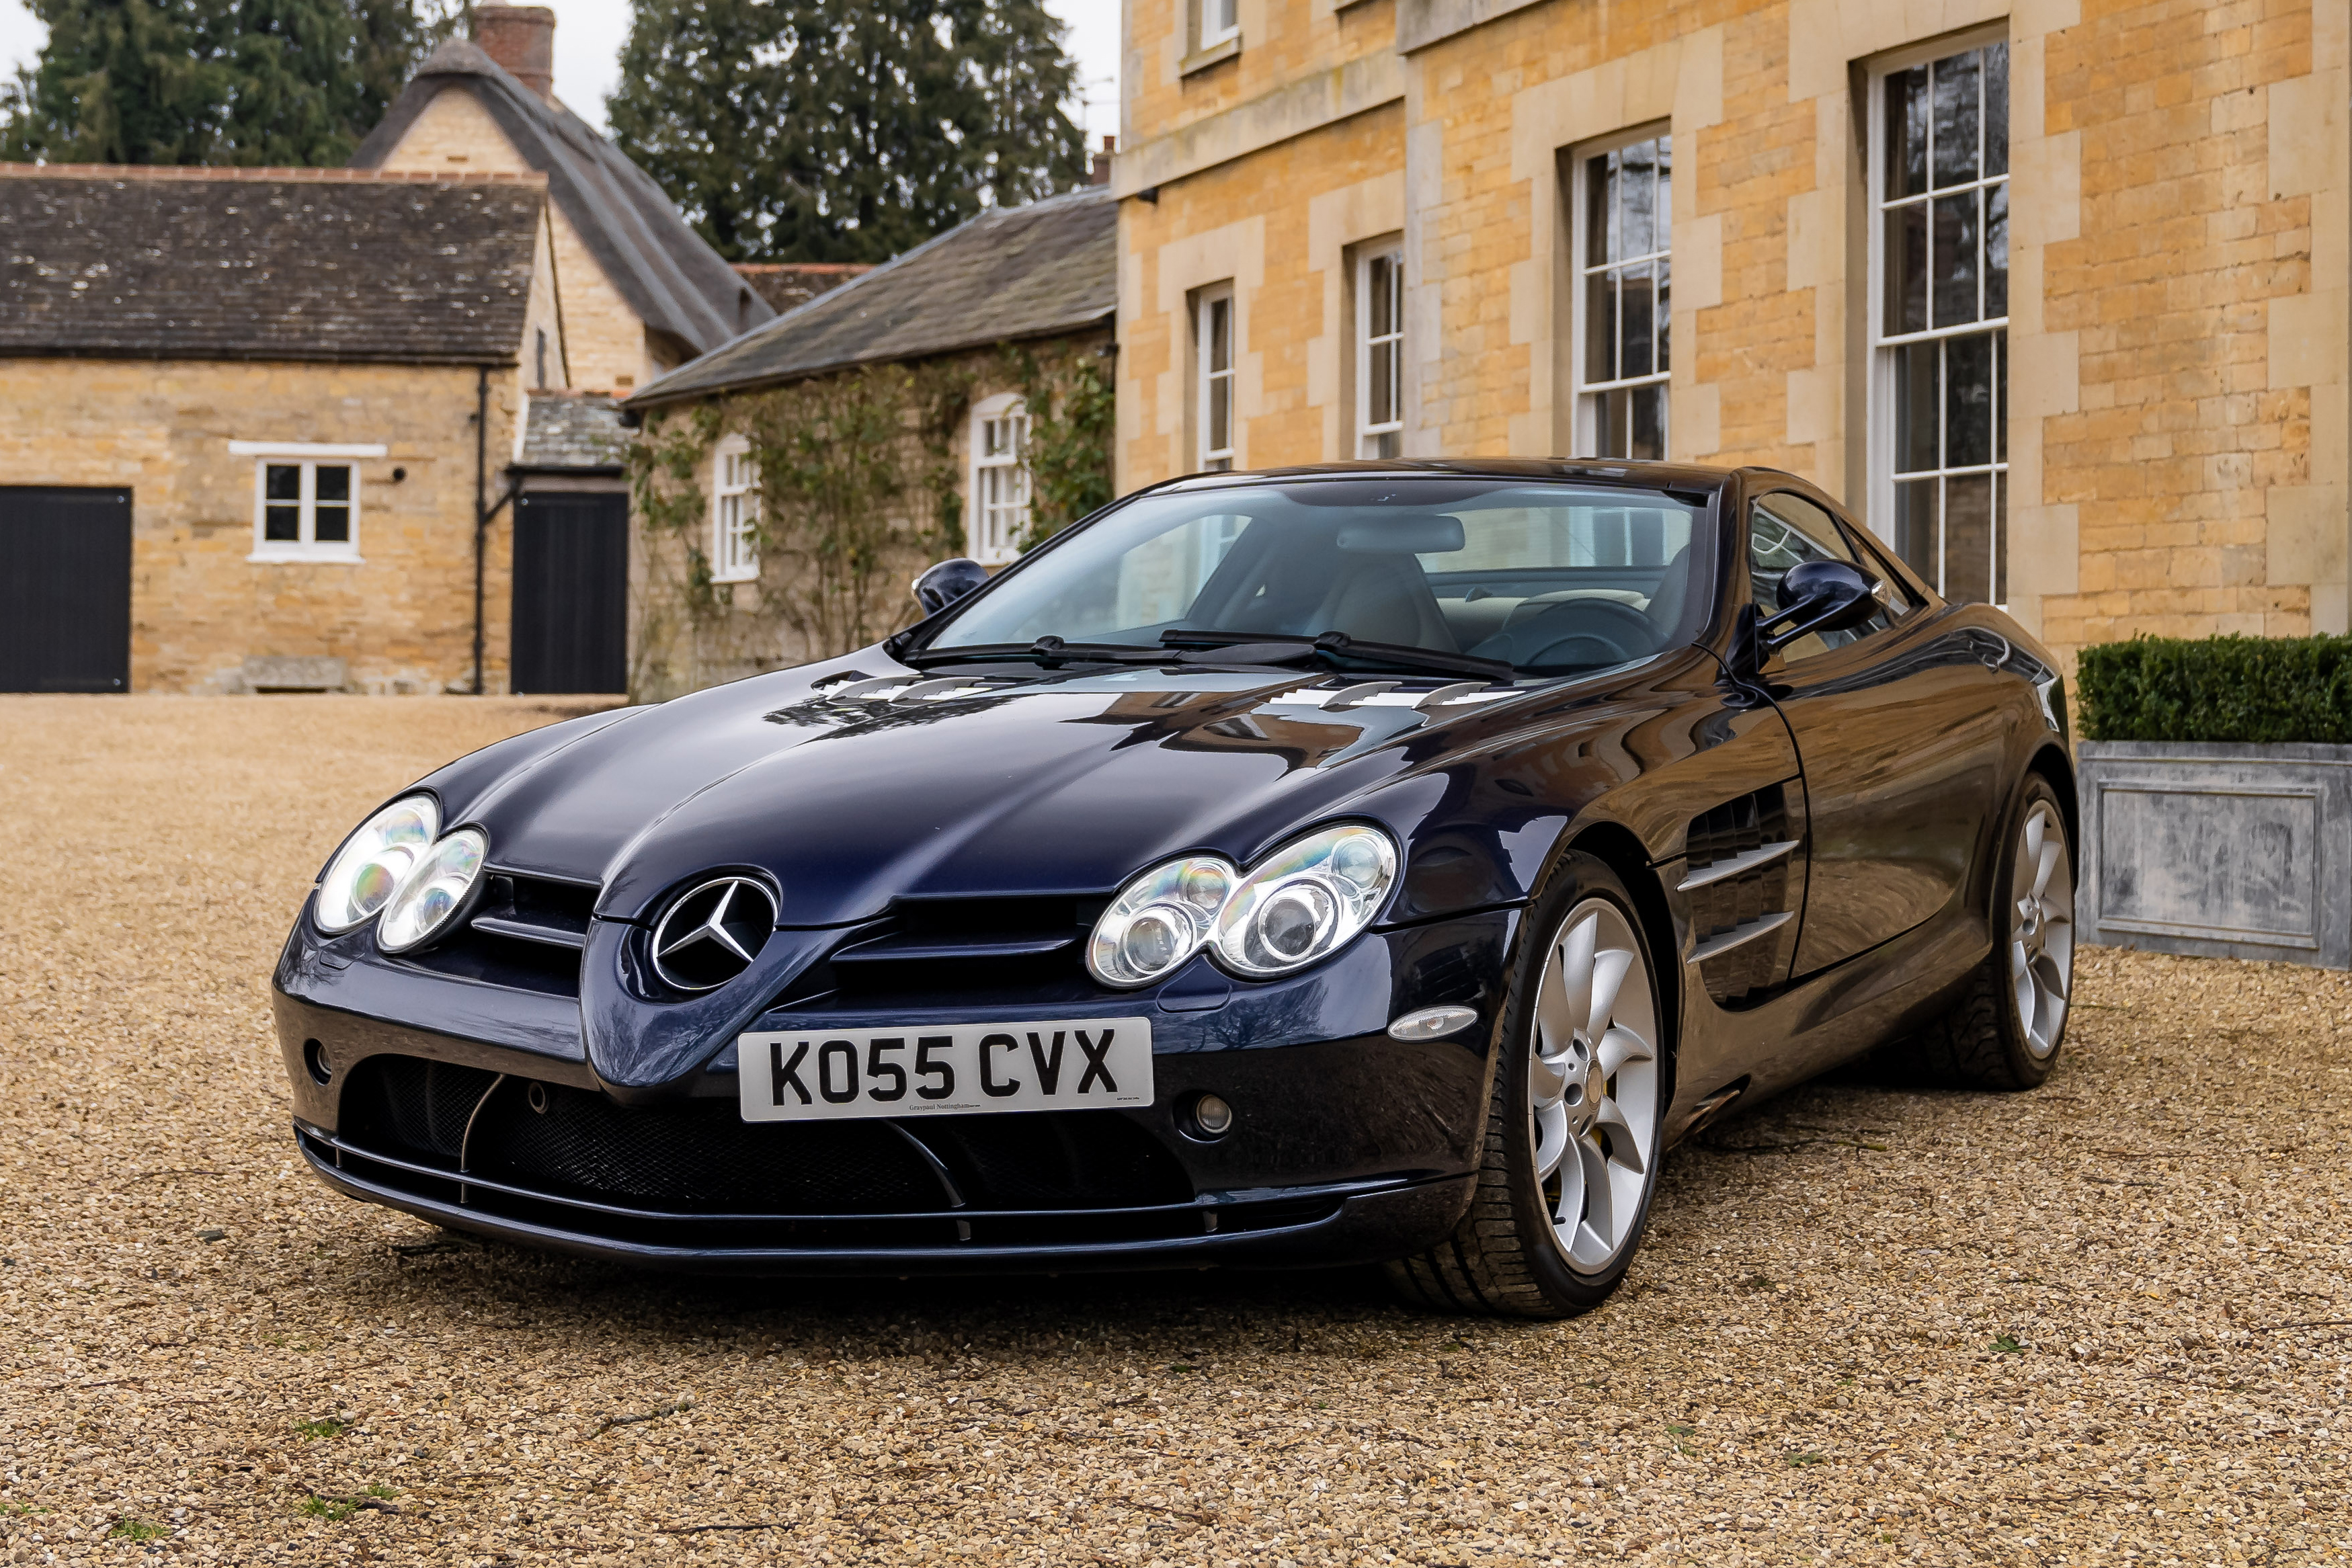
[2076,634,2352,745]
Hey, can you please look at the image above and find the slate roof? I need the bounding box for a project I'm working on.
[629,185,1115,408]
[0,166,542,364]
[520,391,630,468]
[354,40,770,358]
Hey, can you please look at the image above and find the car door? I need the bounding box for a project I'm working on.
[1744,487,2009,977]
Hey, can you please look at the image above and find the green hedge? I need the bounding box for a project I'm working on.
[2076,634,2352,744]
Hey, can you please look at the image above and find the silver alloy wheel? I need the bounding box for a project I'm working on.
[2011,800,2074,1057]
[1529,899,1660,1272]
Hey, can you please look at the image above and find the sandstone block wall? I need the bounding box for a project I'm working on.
[0,360,522,694]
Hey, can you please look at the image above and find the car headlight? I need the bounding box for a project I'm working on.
[1086,825,1400,987]
[1087,855,1235,987]
[315,794,439,933]
[376,828,489,953]
[1213,824,1397,978]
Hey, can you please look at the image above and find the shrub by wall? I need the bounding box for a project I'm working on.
[2076,634,2352,744]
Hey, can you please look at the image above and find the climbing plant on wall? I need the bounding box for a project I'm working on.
[627,340,1112,702]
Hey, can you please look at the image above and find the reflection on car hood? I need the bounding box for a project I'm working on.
[436,661,1511,924]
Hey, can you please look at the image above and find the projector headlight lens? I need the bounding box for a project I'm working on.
[1088,855,1235,987]
[314,794,439,933]
[1213,824,1398,979]
[376,828,488,954]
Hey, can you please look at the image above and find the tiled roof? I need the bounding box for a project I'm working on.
[0,166,542,364]
[354,40,770,358]
[733,261,870,314]
[630,186,1114,407]
[521,390,630,468]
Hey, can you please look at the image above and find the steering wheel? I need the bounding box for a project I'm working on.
[1469,597,1658,670]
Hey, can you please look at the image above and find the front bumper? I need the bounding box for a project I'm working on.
[272,909,1515,1274]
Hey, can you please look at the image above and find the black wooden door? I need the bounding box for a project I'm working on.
[511,491,628,694]
[0,487,132,692]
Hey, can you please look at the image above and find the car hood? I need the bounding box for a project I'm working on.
[436,658,1527,927]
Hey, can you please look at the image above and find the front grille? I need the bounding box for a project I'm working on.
[327,1054,1203,1247]
[397,872,596,997]
[776,895,1110,1007]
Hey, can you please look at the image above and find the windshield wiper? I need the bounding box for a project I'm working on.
[1160,630,1515,683]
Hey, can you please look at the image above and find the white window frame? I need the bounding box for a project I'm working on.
[232,440,381,563]
[711,433,760,583]
[1355,245,1404,459]
[1199,0,1239,51]
[1866,28,2011,605]
[1196,284,1236,473]
[1569,124,1673,462]
[969,392,1032,565]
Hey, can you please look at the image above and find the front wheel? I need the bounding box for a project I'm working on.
[1912,773,2075,1089]
[1386,856,1666,1317]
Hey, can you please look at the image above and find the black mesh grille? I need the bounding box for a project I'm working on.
[340,1055,499,1161]
[473,1083,947,1213]
[912,1114,1192,1210]
[806,895,1108,1003]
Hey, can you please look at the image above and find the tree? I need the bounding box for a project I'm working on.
[608,0,1088,265]
[0,0,461,166]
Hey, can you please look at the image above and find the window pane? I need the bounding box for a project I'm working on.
[1619,261,1656,380]
[1629,382,1666,461]
[264,505,300,542]
[313,506,350,543]
[1593,388,1623,458]
[1931,50,1981,189]
[1619,138,1658,258]
[315,465,350,503]
[1944,473,1993,603]
[1653,136,1672,249]
[1886,203,1927,335]
[1945,333,1994,468]
[1996,330,2009,462]
[1888,64,1928,200]
[1584,152,1611,268]
[1931,191,1980,327]
[1995,470,2009,602]
[1983,44,2010,177]
[266,464,300,501]
[1893,479,1939,589]
[1209,298,1231,374]
[1368,254,1397,337]
[1209,374,1230,454]
[1984,181,2009,319]
[1586,267,1618,384]
[1369,340,1396,425]
[1894,341,1939,474]
[1365,430,1401,460]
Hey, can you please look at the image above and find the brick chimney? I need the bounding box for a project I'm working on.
[475,5,556,102]
[1090,134,1117,187]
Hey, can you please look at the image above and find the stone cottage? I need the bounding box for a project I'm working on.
[621,185,1117,699]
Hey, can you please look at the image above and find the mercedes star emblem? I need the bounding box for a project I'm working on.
[649,876,777,991]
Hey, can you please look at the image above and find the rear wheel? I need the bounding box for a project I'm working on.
[1386,856,1665,1317]
[1912,774,2074,1089]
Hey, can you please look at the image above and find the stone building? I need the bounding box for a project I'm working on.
[0,6,759,696]
[622,186,1117,699]
[1111,0,2349,659]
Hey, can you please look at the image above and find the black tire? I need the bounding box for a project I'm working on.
[1910,774,2075,1090]
[1385,853,1668,1318]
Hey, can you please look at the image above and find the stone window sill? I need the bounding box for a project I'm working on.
[249,550,365,565]
[1180,34,1240,77]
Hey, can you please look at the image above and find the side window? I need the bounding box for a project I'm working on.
[1747,493,1894,660]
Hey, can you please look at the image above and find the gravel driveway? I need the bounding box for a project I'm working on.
[1,695,2345,1567]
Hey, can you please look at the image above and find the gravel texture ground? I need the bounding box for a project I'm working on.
[1,694,2347,1567]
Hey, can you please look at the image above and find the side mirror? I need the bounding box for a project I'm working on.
[1760,559,1877,654]
[911,557,990,616]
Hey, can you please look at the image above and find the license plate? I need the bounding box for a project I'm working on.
[736,1018,1154,1122]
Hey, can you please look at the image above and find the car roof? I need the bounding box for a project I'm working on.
[1153,458,1771,493]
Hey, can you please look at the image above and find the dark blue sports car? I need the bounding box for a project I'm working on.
[274,462,2075,1316]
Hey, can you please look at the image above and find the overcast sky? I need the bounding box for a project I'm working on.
[0,0,1121,141]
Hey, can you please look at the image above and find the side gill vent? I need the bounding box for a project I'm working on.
[1680,782,1801,1006]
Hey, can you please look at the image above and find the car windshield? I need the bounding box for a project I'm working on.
[926,478,1713,677]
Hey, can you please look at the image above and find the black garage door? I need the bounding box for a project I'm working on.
[511,490,628,694]
[0,487,132,692]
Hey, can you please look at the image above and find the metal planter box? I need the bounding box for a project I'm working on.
[2076,741,2352,969]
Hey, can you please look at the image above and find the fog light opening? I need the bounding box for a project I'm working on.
[302,1038,333,1086]
[1186,1092,1235,1141]
[526,1081,550,1115]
